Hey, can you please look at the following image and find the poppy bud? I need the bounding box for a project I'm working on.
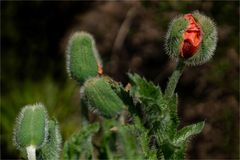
[165,11,217,65]
[66,32,102,84]
[81,77,125,118]
[13,103,49,160]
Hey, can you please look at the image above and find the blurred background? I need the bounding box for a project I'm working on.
[1,1,239,159]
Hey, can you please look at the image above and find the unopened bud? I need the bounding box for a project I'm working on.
[82,77,125,118]
[66,32,102,83]
[13,103,48,150]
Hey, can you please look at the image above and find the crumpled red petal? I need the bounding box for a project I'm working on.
[180,14,202,58]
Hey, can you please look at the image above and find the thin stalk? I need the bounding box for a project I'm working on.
[26,145,36,160]
[165,60,186,98]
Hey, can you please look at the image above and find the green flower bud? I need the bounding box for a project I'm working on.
[13,103,49,159]
[165,11,217,65]
[38,119,62,160]
[81,77,125,118]
[66,31,102,84]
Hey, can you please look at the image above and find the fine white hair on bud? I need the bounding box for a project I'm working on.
[165,14,188,60]
[185,11,217,66]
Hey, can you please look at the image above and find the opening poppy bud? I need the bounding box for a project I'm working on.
[165,11,217,65]
[180,14,202,58]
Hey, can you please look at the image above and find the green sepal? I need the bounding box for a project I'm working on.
[66,32,101,84]
[13,103,48,150]
[185,11,217,65]
[82,77,125,118]
[165,15,188,60]
[37,119,62,160]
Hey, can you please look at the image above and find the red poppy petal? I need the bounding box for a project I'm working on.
[180,14,202,58]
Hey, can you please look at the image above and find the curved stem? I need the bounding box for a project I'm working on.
[165,60,186,98]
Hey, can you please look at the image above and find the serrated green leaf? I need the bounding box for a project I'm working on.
[128,73,163,103]
[127,73,191,160]
[128,73,176,135]
[173,121,205,146]
[63,123,99,160]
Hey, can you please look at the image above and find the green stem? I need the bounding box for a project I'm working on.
[26,145,36,160]
[165,60,186,97]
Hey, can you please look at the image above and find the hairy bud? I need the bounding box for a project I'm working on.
[82,77,125,118]
[165,11,217,65]
[66,32,102,84]
[38,119,62,160]
[13,103,49,160]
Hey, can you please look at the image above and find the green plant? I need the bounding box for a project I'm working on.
[13,11,217,160]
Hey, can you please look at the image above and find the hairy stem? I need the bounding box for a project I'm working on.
[165,60,186,97]
[26,145,36,160]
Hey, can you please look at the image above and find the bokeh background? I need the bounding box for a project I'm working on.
[1,1,239,159]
